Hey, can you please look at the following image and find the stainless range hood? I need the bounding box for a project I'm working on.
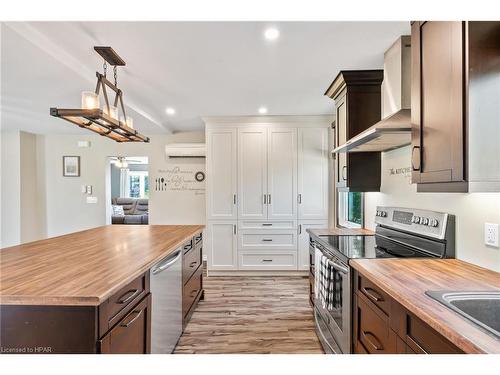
[332,108,410,153]
[333,36,411,154]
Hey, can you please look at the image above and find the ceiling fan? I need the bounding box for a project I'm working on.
[110,156,144,169]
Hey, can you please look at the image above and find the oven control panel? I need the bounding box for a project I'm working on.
[375,206,451,240]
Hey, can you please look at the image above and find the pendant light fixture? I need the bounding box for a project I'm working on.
[50,46,149,143]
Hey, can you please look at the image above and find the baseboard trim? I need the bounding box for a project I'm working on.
[207,270,309,277]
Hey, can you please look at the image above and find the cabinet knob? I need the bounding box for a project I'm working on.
[411,146,421,171]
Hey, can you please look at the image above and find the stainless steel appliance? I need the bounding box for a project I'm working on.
[150,248,183,353]
[310,206,455,354]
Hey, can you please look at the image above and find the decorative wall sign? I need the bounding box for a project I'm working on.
[154,166,205,195]
[388,166,412,184]
[63,156,80,177]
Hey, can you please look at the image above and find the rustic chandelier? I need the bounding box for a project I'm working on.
[50,46,149,143]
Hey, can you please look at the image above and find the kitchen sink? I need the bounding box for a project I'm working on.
[425,291,500,339]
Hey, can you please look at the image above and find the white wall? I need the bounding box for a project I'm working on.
[1,131,21,246]
[365,145,500,272]
[41,132,206,238]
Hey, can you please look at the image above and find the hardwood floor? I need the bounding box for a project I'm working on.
[174,275,324,354]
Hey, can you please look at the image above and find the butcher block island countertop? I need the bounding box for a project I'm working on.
[350,258,500,354]
[0,225,204,306]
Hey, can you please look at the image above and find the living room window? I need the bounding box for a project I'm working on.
[127,171,149,198]
[337,191,363,228]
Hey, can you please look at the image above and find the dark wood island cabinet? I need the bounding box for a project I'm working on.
[0,225,204,354]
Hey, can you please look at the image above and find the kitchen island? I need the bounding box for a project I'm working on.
[0,225,204,354]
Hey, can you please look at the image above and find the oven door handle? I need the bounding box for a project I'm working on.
[330,260,349,274]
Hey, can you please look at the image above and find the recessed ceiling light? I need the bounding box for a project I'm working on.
[166,107,176,115]
[258,106,268,114]
[264,27,280,41]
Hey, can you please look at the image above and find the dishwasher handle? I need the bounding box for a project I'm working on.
[151,249,182,275]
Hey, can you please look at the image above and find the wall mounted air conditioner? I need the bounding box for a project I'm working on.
[164,143,206,158]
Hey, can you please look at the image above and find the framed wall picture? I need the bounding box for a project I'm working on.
[63,156,80,177]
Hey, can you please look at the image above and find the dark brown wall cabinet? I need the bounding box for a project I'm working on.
[325,70,384,192]
[353,270,463,354]
[411,21,500,192]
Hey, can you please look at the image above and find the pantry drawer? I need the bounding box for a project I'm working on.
[238,230,297,250]
[238,251,297,270]
[238,220,297,230]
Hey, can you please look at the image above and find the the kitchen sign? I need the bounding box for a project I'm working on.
[154,166,205,195]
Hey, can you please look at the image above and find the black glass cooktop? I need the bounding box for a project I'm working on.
[317,234,431,260]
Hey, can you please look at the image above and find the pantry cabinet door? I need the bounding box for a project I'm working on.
[298,128,329,220]
[206,221,237,270]
[238,127,268,220]
[267,128,297,220]
[206,128,237,220]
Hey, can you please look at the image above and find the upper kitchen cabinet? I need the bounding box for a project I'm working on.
[325,70,384,192]
[298,127,329,220]
[238,127,297,220]
[411,21,500,192]
[206,128,238,220]
[238,127,270,220]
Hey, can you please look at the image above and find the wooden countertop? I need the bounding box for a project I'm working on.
[0,225,204,306]
[308,227,375,236]
[350,258,500,354]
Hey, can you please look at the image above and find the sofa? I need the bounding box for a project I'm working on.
[111,197,149,224]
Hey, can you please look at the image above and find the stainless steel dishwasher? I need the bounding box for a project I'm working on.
[150,247,183,353]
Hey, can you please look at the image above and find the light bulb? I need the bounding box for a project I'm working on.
[81,91,99,109]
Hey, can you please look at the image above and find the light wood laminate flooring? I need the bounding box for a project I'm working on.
[174,276,323,354]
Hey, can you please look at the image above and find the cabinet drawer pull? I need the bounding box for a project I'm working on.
[411,146,421,171]
[298,194,302,204]
[299,224,302,234]
[183,243,193,252]
[262,259,273,262]
[362,331,383,351]
[268,194,271,204]
[262,223,273,226]
[190,289,199,298]
[120,310,142,328]
[263,194,267,204]
[262,239,273,242]
[233,194,236,205]
[362,287,384,302]
[189,261,198,268]
[117,289,139,305]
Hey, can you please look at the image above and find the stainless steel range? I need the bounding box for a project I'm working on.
[308,206,455,354]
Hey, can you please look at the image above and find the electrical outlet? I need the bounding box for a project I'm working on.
[484,223,499,248]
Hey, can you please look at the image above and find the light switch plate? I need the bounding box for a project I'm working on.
[484,223,499,248]
[86,196,98,204]
[86,185,92,195]
[81,185,87,193]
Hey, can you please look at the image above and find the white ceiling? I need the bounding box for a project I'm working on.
[1,21,410,135]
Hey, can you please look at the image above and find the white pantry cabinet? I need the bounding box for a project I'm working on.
[206,128,237,220]
[297,220,328,271]
[298,128,329,220]
[206,221,237,270]
[204,115,331,273]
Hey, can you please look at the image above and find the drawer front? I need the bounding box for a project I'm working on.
[182,238,194,254]
[405,313,462,354]
[355,294,397,354]
[238,251,297,270]
[183,266,203,319]
[193,232,203,248]
[357,274,391,316]
[99,294,151,354]
[239,220,297,230]
[99,273,149,337]
[183,241,202,285]
[238,230,297,250]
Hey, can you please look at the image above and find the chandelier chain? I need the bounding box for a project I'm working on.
[114,66,118,87]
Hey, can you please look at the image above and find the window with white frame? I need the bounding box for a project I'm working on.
[122,171,149,198]
[337,191,363,228]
